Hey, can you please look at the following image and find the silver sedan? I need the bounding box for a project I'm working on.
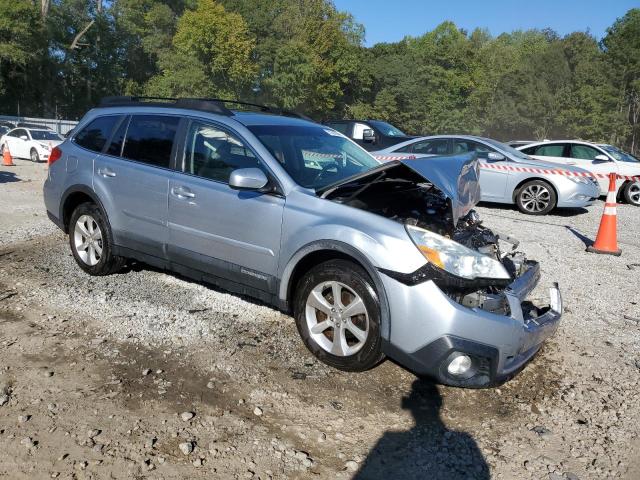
[372,135,600,215]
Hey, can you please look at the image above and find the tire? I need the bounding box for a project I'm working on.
[515,180,557,215]
[68,202,125,276]
[622,181,640,206]
[293,259,384,372]
[30,148,39,163]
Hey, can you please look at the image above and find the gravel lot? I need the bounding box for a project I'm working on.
[0,159,639,479]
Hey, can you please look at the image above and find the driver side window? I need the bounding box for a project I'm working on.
[570,145,600,160]
[453,140,492,160]
[183,121,261,183]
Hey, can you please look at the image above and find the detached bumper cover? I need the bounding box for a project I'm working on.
[381,261,562,387]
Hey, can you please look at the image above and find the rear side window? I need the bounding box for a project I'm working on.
[533,144,565,157]
[325,122,349,135]
[122,115,179,168]
[74,116,121,152]
[106,117,129,157]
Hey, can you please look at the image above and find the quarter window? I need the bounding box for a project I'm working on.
[122,115,179,168]
[570,145,600,160]
[74,116,121,153]
[183,121,261,183]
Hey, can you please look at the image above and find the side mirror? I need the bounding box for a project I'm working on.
[362,129,376,143]
[487,151,505,161]
[593,154,611,162]
[20,135,28,141]
[229,168,269,191]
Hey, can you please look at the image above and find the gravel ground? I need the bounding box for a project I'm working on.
[0,159,639,479]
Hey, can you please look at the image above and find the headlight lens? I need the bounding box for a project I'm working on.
[406,225,510,280]
[568,175,594,185]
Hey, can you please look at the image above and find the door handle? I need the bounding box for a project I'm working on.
[98,167,116,177]
[566,162,576,165]
[171,186,196,199]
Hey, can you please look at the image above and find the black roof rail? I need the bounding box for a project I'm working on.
[99,96,313,121]
[99,96,234,116]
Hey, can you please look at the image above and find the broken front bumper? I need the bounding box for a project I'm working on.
[380,261,562,387]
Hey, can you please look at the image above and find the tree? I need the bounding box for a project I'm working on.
[146,0,257,98]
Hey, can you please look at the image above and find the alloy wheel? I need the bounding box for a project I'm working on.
[520,184,551,213]
[305,281,369,357]
[73,214,103,266]
[628,183,640,206]
[31,150,38,162]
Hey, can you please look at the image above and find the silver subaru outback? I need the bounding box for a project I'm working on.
[43,97,562,388]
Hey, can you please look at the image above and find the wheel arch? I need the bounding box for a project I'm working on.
[512,176,559,204]
[60,185,108,234]
[279,240,391,340]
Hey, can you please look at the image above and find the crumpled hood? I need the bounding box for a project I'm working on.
[400,152,481,225]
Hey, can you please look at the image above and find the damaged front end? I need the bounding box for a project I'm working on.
[319,153,562,387]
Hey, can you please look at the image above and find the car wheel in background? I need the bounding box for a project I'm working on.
[622,182,640,206]
[30,148,40,163]
[516,180,557,215]
[294,259,385,372]
[68,202,125,276]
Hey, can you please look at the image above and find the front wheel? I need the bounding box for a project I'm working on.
[30,148,40,163]
[515,180,557,215]
[622,182,640,206]
[293,259,384,372]
[68,202,125,276]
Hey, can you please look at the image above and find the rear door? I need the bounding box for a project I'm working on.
[93,114,180,259]
[453,139,509,201]
[167,119,284,295]
[568,144,619,194]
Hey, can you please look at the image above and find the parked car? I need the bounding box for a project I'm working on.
[518,140,640,206]
[323,119,416,151]
[507,140,537,149]
[43,97,562,388]
[17,122,52,130]
[372,135,600,215]
[0,127,64,162]
[0,120,16,130]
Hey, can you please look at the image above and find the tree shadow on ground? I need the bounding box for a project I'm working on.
[0,170,20,184]
[353,379,490,480]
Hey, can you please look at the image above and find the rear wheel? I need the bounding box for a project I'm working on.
[622,182,640,206]
[516,180,556,215]
[30,148,39,163]
[68,202,125,276]
[293,259,384,372]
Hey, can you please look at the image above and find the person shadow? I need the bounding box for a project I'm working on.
[353,379,490,480]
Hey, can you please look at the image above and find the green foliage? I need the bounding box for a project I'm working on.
[0,2,638,154]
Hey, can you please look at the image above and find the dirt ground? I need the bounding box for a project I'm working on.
[1,159,639,480]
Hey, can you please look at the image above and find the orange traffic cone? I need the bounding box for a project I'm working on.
[587,172,621,256]
[2,146,15,166]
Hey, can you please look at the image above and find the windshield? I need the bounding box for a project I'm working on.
[600,145,639,163]
[368,121,406,137]
[248,125,380,190]
[30,130,62,141]
[482,137,532,160]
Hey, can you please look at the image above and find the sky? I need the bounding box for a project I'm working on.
[333,0,639,46]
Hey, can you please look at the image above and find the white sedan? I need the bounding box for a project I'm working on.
[518,140,640,206]
[0,127,63,163]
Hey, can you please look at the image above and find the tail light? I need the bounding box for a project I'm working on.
[48,146,62,165]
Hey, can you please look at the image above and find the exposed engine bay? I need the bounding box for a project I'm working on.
[322,161,533,315]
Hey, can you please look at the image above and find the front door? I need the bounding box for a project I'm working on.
[6,129,29,158]
[168,119,285,295]
[453,139,510,201]
[567,144,619,195]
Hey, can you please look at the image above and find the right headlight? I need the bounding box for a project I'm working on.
[405,225,511,280]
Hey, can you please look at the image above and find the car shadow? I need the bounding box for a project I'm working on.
[353,379,490,480]
[565,226,594,248]
[0,170,20,184]
[478,201,590,217]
